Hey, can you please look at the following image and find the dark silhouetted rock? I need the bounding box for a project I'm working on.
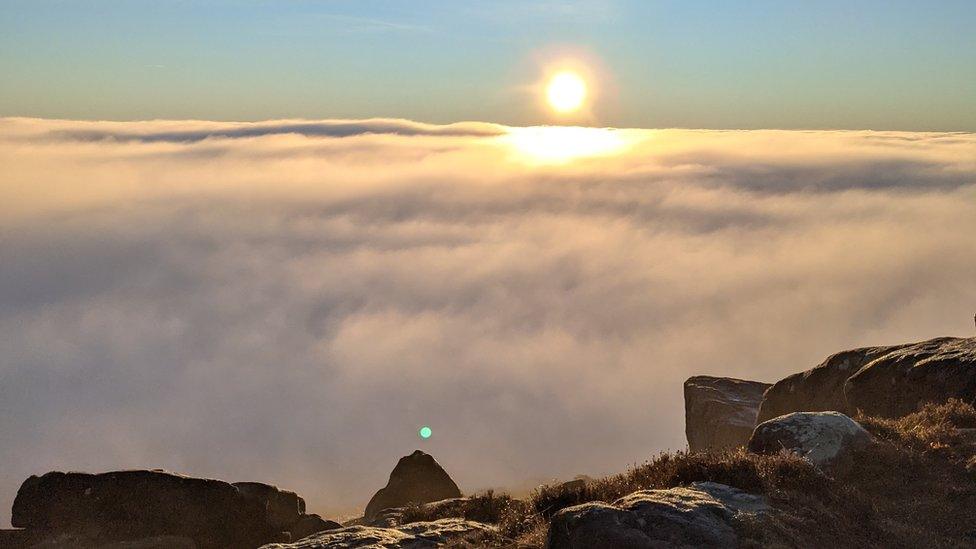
[0,529,30,548]
[757,345,909,422]
[748,411,873,466]
[759,337,976,422]
[287,514,341,542]
[13,533,198,548]
[547,484,766,549]
[684,376,771,451]
[844,337,976,417]
[10,470,293,548]
[233,482,306,532]
[258,519,505,548]
[363,451,461,520]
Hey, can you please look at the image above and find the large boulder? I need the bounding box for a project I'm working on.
[12,470,264,547]
[684,376,771,451]
[758,337,976,422]
[10,470,322,548]
[547,483,767,549]
[363,451,461,520]
[748,411,873,467]
[757,345,909,422]
[844,337,976,418]
[258,519,505,548]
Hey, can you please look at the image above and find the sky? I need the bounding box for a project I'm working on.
[2,0,975,130]
[2,118,975,524]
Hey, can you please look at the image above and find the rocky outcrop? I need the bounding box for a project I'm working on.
[363,451,461,520]
[233,482,305,532]
[547,483,767,549]
[757,345,908,422]
[684,376,771,451]
[758,337,976,422]
[10,470,333,548]
[12,470,260,548]
[845,337,976,418]
[748,411,873,467]
[258,519,505,549]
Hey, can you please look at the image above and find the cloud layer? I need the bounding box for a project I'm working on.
[1,118,975,524]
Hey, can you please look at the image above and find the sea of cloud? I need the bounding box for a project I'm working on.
[1,118,975,524]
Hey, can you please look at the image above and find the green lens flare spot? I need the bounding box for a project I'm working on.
[419,426,432,439]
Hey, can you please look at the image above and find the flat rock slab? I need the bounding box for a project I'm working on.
[547,483,768,549]
[258,519,504,549]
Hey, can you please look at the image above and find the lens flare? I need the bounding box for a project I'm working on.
[419,426,432,439]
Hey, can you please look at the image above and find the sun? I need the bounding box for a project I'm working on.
[546,71,587,113]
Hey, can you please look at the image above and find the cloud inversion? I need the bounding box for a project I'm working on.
[1,118,975,524]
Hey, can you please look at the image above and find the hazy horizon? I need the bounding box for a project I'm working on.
[2,1,974,131]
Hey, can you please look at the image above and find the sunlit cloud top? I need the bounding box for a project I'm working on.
[1,117,975,527]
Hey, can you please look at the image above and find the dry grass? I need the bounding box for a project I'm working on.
[409,400,976,548]
[529,449,827,520]
[399,490,527,526]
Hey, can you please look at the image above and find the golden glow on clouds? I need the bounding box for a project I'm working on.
[546,71,587,114]
[503,126,633,164]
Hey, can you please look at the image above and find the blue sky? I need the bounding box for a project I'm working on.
[1,0,974,130]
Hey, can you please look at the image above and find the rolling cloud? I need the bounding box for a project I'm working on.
[1,118,975,524]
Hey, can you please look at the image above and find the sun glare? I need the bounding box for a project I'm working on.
[504,126,633,164]
[546,71,587,113]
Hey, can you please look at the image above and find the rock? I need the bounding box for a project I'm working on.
[0,529,30,547]
[688,482,770,515]
[17,533,198,548]
[363,451,461,520]
[11,470,284,548]
[258,519,504,548]
[758,337,976,422]
[684,376,771,451]
[547,502,651,549]
[364,507,404,528]
[233,482,306,531]
[844,337,976,418]
[748,411,873,466]
[396,519,502,545]
[757,345,909,422]
[547,484,763,549]
[288,514,341,542]
[94,535,199,549]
